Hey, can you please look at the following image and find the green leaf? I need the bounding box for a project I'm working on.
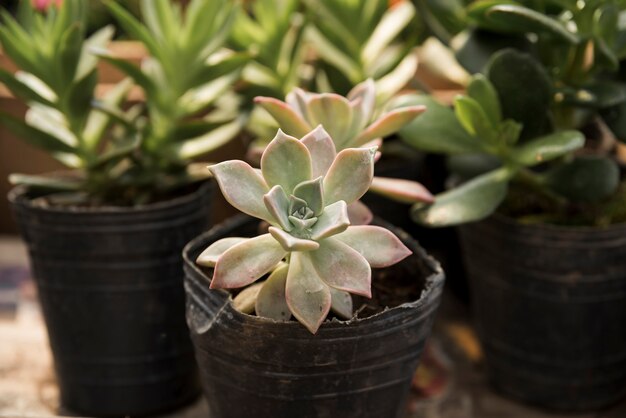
[543,156,620,202]
[374,52,418,105]
[412,168,512,227]
[305,26,363,84]
[354,105,426,147]
[8,173,82,191]
[334,225,411,268]
[467,74,502,126]
[305,94,354,149]
[392,94,480,154]
[263,185,292,231]
[105,0,163,60]
[254,96,312,138]
[209,160,273,222]
[261,130,312,194]
[0,113,76,155]
[285,251,331,334]
[330,288,353,319]
[309,238,371,297]
[211,234,286,289]
[455,28,533,74]
[369,176,434,204]
[454,96,498,147]
[197,237,248,267]
[511,130,584,166]
[323,147,376,205]
[310,201,350,240]
[171,118,242,160]
[486,49,553,141]
[95,53,156,98]
[293,177,324,216]
[83,78,133,150]
[268,227,320,251]
[361,1,415,67]
[256,264,291,321]
[0,69,54,106]
[301,126,337,178]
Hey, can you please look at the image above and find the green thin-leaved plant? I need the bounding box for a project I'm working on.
[197,127,412,333]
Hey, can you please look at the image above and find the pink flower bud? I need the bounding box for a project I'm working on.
[32,0,63,12]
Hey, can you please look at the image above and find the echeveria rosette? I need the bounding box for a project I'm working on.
[197,127,412,334]
[253,79,434,207]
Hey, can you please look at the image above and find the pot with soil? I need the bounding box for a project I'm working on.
[9,182,213,416]
[184,215,444,418]
[458,213,626,410]
[183,128,445,418]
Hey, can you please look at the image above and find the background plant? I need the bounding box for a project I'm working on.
[395,67,620,226]
[197,127,412,333]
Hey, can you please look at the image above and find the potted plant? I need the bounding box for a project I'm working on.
[2,0,245,415]
[182,126,445,418]
[395,24,626,409]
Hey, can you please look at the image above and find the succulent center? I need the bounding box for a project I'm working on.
[287,196,318,239]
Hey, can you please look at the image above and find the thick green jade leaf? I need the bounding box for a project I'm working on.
[306,94,354,148]
[467,74,501,127]
[354,106,426,147]
[544,156,620,202]
[212,234,286,289]
[210,161,274,223]
[285,252,332,334]
[310,238,371,298]
[264,185,292,231]
[330,288,353,320]
[392,95,480,154]
[486,49,552,141]
[511,130,584,167]
[261,130,312,194]
[254,97,312,137]
[197,237,248,267]
[370,177,435,204]
[256,264,291,321]
[310,201,350,240]
[486,5,579,44]
[233,282,264,314]
[348,201,374,225]
[301,126,337,178]
[293,177,324,216]
[334,226,411,268]
[413,168,511,227]
[454,96,497,146]
[324,147,376,205]
[269,227,320,251]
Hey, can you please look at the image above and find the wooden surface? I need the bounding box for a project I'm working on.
[1,235,626,418]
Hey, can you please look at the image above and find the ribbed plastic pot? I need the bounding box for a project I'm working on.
[458,215,626,411]
[9,182,213,417]
[183,215,445,418]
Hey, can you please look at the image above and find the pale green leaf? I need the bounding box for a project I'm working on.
[256,264,291,321]
[269,227,320,251]
[310,201,350,240]
[197,237,248,267]
[261,130,312,194]
[334,225,411,268]
[324,147,376,205]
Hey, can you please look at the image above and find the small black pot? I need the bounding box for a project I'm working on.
[183,215,445,418]
[9,183,213,417]
[459,215,626,411]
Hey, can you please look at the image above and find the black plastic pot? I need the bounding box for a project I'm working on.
[9,182,213,417]
[459,215,626,411]
[183,215,445,418]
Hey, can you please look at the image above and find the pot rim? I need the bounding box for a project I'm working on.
[8,180,213,215]
[183,214,445,331]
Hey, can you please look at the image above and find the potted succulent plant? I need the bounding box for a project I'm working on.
[2,0,244,415]
[396,28,626,409]
[182,126,445,418]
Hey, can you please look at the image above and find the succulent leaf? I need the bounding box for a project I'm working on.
[354,105,426,147]
[255,264,291,321]
[254,96,312,137]
[347,201,374,225]
[301,126,337,178]
[210,161,274,223]
[293,177,325,216]
[212,234,286,289]
[263,185,292,231]
[334,226,411,268]
[261,130,312,194]
[309,238,372,298]
[269,226,320,251]
[233,282,264,314]
[369,176,435,204]
[310,201,350,240]
[511,130,584,167]
[197,237,248,267]
[285,252,332,334]
[306,93,354,148]
[330,288,353,320]
[324,147,376,205]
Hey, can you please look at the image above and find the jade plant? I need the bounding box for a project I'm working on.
[304,0,420,104]
[196,126,412,333]
[395,70,620,226]
[0,0,245,204]
[253,80,434,208]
